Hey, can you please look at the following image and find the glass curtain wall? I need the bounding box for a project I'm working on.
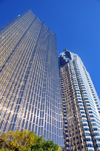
[59,50,100,151]
[0,10,64,148]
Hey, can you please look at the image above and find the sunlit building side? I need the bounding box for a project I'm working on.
[0,10,64,148]
[59,49,100,151]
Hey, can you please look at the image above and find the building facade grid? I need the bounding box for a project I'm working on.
[59,50,100,151]
[0,10,64,148]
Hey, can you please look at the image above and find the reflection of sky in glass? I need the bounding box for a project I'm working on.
[0,10,64,148]
[59,50,100,150]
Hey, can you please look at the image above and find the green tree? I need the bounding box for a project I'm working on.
[0,130,62,151]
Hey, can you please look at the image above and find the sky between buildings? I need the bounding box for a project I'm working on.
[0,0,100,99]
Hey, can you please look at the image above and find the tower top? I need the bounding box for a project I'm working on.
[63,49,68,52]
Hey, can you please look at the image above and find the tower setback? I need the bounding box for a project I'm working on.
[59,50,100,151]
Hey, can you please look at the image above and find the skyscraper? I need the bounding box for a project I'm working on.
[0,10,64,148]
[59,49,100,151]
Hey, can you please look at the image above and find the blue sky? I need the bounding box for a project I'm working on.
[0,0,100,98]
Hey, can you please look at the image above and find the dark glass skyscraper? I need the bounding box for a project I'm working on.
[59,49,100,151]
[0,10,64,148]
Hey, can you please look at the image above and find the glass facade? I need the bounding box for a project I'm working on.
[59,50,100,151]
[0,10,64,148]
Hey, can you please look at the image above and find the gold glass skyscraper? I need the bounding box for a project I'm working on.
[0,10,64,148]
[59,50,100,151]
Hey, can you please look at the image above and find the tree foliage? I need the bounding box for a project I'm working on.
[0,130,62,151]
